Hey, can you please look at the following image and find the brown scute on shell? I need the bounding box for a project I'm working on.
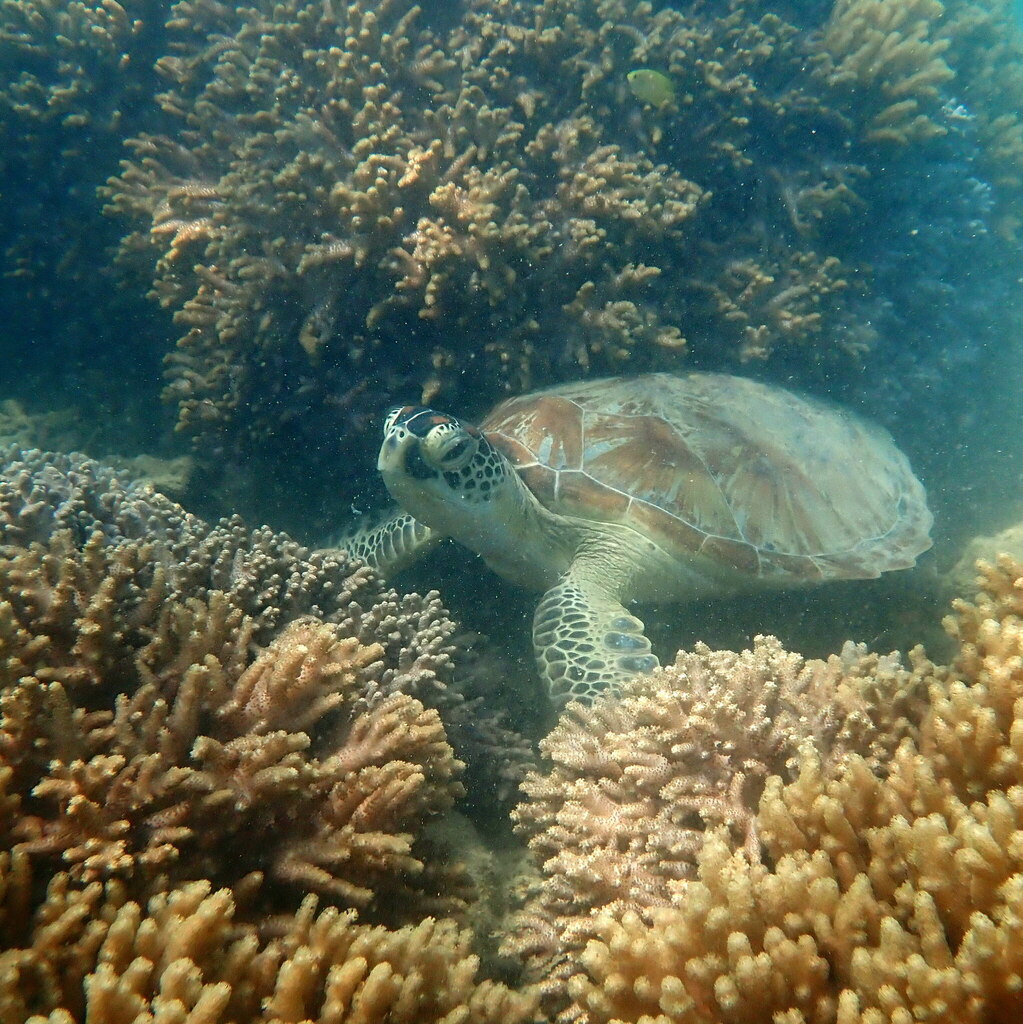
[551,467,633,521]
[485,395,585,472]
[482,372,932,580]
[627,498,715,558]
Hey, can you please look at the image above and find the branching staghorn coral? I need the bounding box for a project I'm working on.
[105,0,710,470]
[0,535,468,919]
[0,445,427,655]
[0,447,538,924]
[9,445,538,813]
[561,555,1023,1023]
[0,0,159,134]
[0,445,535,789]
[101,0,1022,501]
[0,857,538,1023]
[505,635,930,1015]
[816,0,953,145]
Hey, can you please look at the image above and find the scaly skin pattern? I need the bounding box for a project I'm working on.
[338,509,438,575]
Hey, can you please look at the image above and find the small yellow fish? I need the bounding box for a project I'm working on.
[626,69,675,109]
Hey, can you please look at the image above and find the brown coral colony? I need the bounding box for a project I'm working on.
[0,447,534,1022]
[106,0,985,478]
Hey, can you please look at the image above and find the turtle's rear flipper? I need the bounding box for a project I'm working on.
[533,568,658,707]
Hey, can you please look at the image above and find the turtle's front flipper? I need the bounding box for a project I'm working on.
[336,509,439,577]
[533,564,659,706]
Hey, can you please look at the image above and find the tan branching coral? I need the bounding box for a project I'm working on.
[1,562,466,918]
[106,0,959,480]
[0,0,153,133]
[0,445,535,818]
[692,250,856,364]
[0,447,541,1020]
[219,618,381,735]
[506,635,930,1013]
[0,448,493,923]
[107,0,714,458]
[818,0,954,144]
[0,860,538,1023]
[563,557,1023,1023]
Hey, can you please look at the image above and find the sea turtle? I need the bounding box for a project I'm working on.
[345,372,932,705]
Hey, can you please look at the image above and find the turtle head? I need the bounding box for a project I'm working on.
[378,404,518,538]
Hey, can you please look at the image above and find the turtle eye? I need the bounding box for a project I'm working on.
[437,434,476,470]
[421,418,477,469]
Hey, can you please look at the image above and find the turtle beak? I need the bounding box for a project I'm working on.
[378,427,408,474]
[379,429,434,482]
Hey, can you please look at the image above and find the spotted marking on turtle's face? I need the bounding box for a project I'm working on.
[379,405,512,512]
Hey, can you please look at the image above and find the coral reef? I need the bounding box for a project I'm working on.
[0,444,499,712]
[505,635,930,1013]
[106,0,708,479]
[9,445,1023,1021]
[101,0,1023,511]
[0,444,542,1017]
[0,447,536,914]
[946,520,1023,600]
[0,862,538,1023]
[0,0,159,136]
[0,539,467,924]
[817,0,953,145]
[552,555,1023,1022]
[0,0,170,410]
[3,5,1023,1015]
